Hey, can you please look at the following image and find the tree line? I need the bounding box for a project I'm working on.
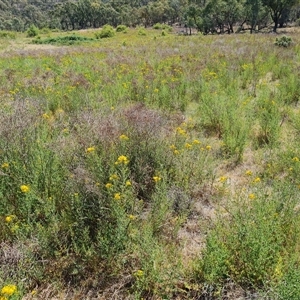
[0,0,300,33]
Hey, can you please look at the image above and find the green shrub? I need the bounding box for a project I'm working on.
[0,31,16,39]
[153,23,172,32]
[137,27,146,36]
[32,35,94,45]
[39,27,51,34]
[26,25,39,37]
[199,183,300,287]
[275,35,292,47]
[95,24,115,39]
[116,25,128,33]
[153,23,162,29]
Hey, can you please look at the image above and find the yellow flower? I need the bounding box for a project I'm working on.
[245,170,252,176]
[42,113,50,119]
[219,176,227,183]
[128,214,136,220]
[153,176,161,182]
[105,183,113,189]
[248,193,255,200]
[176,127,186,136]
[253,177,261,183]
[119,134,129,141]
[192,139,201,145]
[125,180,131,186]
[1,284,17,296]
[135,270,144,277]
[292,157,299,162]
[114,193,121,200]
[206,145,211,151]
[170,144,176,150]
[115,155,129,165]
[109,174,119,181]
[5,215,14,223]
[20,185,30,193]
[185,143,192,149]
[174,150,180,155]
[1,163,9,169]
[86,147,95,153]
[154,88,159,93]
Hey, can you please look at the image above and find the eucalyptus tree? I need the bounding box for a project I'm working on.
[261,0,300,32]
[243,0,269,33]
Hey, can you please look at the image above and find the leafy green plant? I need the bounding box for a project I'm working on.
[95,24,115,39]
[116,25,128,33]
[26,25,39,37]
[32,35,94,45]
[199,182,300,287]
[275,35,292,47]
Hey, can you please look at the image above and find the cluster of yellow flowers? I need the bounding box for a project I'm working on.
[86,146,95,153]
[115,155,129,165]
[153,176,161,183]
[0,284,17,299]
[20,185,30,193]
[119,134,129,141]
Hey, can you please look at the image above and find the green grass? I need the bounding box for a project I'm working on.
[0,27,300,299]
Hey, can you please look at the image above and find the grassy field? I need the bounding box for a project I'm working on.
[0,27,300,299]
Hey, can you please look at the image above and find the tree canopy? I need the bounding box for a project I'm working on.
[0,0,299,33]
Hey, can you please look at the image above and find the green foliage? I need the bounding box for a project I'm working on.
[153,23,173,32]
[32,35,94,45]
[95,25,115,39]
[275,35,293,47]
[274,266,300,299]
[116,25,128,33]
[0,31,16,39]
[26,25,39,37]
[254,95,281,147]
[137,27,146,36]
[199,183,300,287]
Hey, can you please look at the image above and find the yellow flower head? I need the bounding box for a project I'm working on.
[185,143,192,149]
[206,145,211,151]
[1,284,17,296]
[219,176,227,183]
[5,215,14,223]
[153,176,161,183]
[169,144,176,150]
[192,139,201,145]
[105,183,113,189]
[115,155,129,165]
[176,127,186,136]
[20,185,30,193]
[119,134,129,141]
[245,170,252,176]
[135,270,144,277]
[128,214,136,220]
[125,180,131,187]
[1,163,9,169]
[114,193,121,200]
[174,150,180,155]
[86,147,95,153]
[253,177,261,183]
[248,193,255,200]
[292,157,299,162]
[109,174,119,181]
